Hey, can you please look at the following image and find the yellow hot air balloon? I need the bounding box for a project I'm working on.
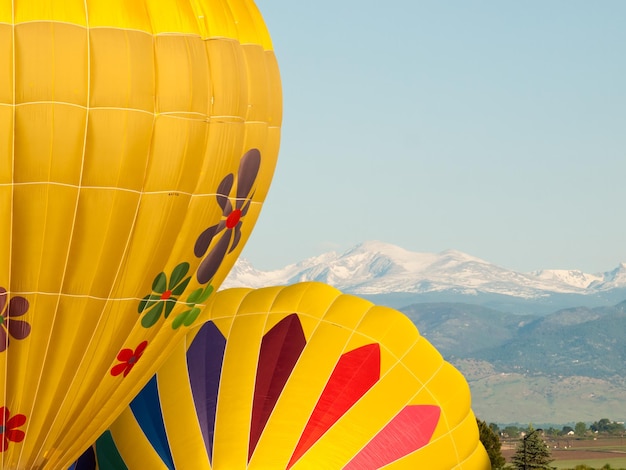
[0,0,281,467]
[75,283,490,469]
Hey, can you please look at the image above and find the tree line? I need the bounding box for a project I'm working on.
[477,418,626,470]
[478,420,552,469]
[491,419,625,439]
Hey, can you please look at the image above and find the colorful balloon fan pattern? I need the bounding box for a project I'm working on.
[74,283,490,469]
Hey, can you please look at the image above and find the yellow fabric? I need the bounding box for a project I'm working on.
[249,321,355,468]
[294,365,421,469]
[157,338,212,470]
[96,283,490,469]
[0,0,281,467]
[109,408,170,470]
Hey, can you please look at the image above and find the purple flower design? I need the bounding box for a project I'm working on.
[0,288,31,352]
[194,149,261,284]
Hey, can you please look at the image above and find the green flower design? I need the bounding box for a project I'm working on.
[172,284,214,330]
[139,262,191,328]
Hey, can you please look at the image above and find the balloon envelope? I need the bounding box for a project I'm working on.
[0,0,281,467]
[77,283,490,469]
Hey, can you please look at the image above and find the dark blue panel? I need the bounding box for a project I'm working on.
[71,445,96,470]
[129,376,175,470]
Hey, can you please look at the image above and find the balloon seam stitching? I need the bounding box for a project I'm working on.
[4,0,16,465]
[24,2,95,466]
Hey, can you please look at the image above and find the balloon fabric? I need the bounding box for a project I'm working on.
[77,283,491,469]
[0,0,281,467]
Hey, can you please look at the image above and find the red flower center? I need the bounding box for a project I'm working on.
[226,209,242,229]
[160,290,172,300]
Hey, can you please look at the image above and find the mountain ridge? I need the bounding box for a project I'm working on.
[224,241,626,300]
[401,301,626,424]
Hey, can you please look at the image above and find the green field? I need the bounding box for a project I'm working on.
[503,437,626,470]
[553,457,626,469]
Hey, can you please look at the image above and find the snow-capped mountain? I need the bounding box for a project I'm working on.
[530,269,603,289]
[222,241,626,299]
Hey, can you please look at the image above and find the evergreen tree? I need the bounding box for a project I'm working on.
[489,422,500,434]
[477,419,506,469]
[510,427,553,470]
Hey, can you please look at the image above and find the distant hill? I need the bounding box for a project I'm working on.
[400,303,536,357]
[400,301,626,424]
[454,361,626,425]
[472,303,626,379]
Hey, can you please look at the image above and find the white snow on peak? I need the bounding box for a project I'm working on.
[594,262,626,290]
[221,241,626,299]
[530,269,603,289]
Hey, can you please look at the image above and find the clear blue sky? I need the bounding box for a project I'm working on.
[243,1,626,273]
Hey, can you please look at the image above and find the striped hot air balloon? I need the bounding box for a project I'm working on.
[74,283,490,469]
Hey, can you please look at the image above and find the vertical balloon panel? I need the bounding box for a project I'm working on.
[0,0,281,468]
